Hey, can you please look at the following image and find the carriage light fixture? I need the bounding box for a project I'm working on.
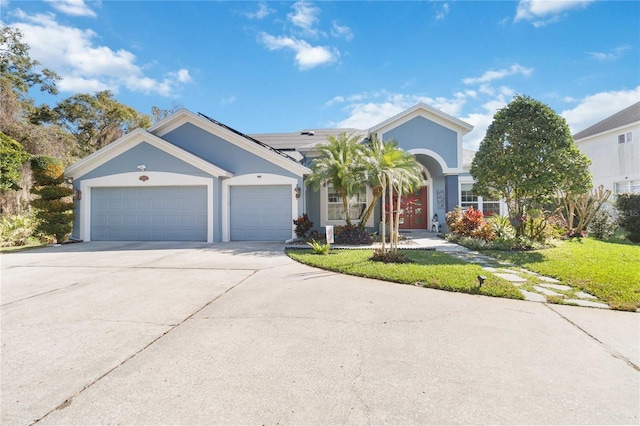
[294,184,301,199]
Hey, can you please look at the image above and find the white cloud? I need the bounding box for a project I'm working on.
[463,64,533,85]
[10,11,192,96]
[561,86,640,134]
[435,3,449,21]
[515,0,593,26]
[288,0,320,36]
[337,102,406,129]
[331,91,469,129]
[244,2,273,20]
[259,32,336,70]
[331,20,353,41]
[44,0,96,17]
[587,45,630,61]
[220,95,236,105]
[170,69,192,83]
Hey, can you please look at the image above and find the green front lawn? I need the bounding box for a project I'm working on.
[286,249,523,300]
[486,238,640,311]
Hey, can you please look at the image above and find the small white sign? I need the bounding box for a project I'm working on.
[325,225,334,243]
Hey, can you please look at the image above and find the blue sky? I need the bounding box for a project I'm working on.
[2,0,639,150]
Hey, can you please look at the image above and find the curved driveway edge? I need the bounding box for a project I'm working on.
[1,242,638,425]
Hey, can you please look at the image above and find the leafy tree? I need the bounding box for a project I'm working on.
[0,132,29,192]
[151,102,183,123]
[33,90,152,157]
[0,26,60,100]
[0,26,73,163]
[306,132,366,226]
[471,95,591,237]
[30,156,74,243]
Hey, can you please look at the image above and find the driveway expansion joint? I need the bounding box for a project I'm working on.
[545,304,640,372]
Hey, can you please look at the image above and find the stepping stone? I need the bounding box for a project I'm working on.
[520,289,547,302]
[538,283,572,291]
[538,276,561,283]
[575,291,597,300]
[495,273,527,283]
[534,286,565,297]
[483,266,499,272]
[565,299,609,309]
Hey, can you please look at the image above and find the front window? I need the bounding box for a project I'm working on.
[460,183,501,216]
[460,184,478,210]
[327,184,367,221]
[616,180,640,194]
[618,132,633,144]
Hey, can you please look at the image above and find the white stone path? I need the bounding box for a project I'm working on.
[406,233,611,309]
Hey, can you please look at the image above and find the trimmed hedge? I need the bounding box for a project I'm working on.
[616,193,640,243]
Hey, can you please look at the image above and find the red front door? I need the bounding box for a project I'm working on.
[399,187,428,229]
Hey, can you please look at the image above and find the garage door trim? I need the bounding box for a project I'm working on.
[221,173,298,242]
[80,172,214,242]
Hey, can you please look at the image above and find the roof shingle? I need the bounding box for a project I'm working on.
[573,101,640,140]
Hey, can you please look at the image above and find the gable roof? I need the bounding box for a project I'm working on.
[574,101,640,140]
[148,109,311,176]
[64,128,233,180]
[369,102,474,135]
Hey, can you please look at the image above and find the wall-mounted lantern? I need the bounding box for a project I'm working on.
[294,184,301,199]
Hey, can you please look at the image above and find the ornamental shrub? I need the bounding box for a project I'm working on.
[293,213,314,238]
[0,213,37,247]
[588,208,618,240]
[30,155,74,243]
[334,224,372,245]
[615,193,640,243]
[30,156,64,186]
[446,206,496,241]
[487,213,515,238]
[31,186,73,201]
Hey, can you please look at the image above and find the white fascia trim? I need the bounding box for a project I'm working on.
[408,148,463,174]
[221,173,299,242]
[65,128,233,180]
[150,110,311,177]
[79,172,214,243]
[319,185,374,228]
[370,103,473,136]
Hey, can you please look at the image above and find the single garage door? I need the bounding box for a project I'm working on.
[91,186,208,241]
[230,185,292,241]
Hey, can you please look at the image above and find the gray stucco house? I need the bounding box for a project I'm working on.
[64,103,474,242]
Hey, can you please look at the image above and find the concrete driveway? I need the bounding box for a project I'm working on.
[1,242,638,425]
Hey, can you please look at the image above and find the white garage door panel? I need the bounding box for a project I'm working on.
[230,185,291,241]
[91,186,207,241]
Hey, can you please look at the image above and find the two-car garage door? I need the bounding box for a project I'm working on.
[91,186,208,241]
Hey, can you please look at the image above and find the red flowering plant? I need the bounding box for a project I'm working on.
[293,214,313,238]
[445,206,496,241]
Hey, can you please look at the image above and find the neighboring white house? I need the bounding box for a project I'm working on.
[573,102,640,194]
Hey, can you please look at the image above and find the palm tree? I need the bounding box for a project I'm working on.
[386,159,423,254]
[306,132,365,226]
[359,136,423,252]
